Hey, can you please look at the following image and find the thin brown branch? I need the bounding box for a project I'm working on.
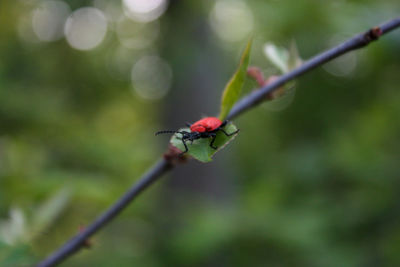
[37,17,400,267]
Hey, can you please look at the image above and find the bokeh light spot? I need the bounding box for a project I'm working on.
[209,0,254,42]
[32,0,71,42]
[64,7,108,51]
[123,0,168,23]
[131,56,172,100]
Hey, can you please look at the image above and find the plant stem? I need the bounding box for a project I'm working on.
[37,17,400,267]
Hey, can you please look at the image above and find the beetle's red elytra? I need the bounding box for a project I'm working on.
[155,117,239,155]
[190,117,222,132]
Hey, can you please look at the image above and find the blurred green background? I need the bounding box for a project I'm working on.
[1,0,400,266]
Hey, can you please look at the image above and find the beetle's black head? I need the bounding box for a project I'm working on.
[181,131,201,141]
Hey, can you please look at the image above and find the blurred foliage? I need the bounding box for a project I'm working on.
[1,0,400,266]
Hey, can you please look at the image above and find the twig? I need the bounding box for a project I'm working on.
[227,18,400,120]
[37,159,172,267]
[36,17,400,267]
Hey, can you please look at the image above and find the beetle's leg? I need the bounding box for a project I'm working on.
[180,138,189,155]
[209,133,218,150]
[219,128,240,136]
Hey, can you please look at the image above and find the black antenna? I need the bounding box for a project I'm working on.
[155,130,178,136]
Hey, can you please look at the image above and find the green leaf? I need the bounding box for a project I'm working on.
[262,42,301,111]
[0,208,27,245]
[219,39,252,120]
[263,42,289,73]
[264,41,302,73]
[30,188,70,240]
[170,123,239,163]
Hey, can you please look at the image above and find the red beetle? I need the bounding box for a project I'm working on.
[156,117,239,155]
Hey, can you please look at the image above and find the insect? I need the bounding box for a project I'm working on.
[155,117,239,155]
